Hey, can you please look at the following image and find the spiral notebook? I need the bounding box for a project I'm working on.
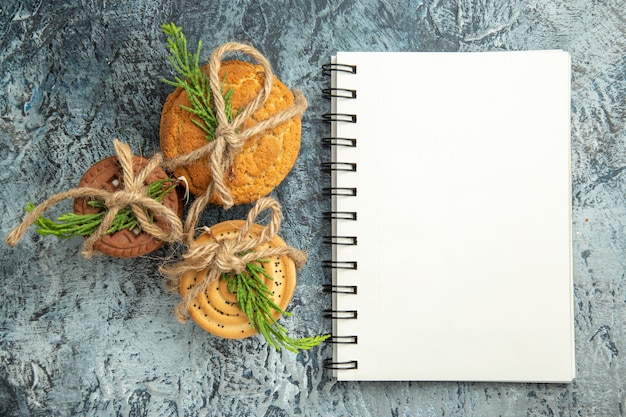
[322,50,575,382]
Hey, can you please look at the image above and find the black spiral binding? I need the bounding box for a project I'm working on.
[323,309,358,319]
[328,335,358,344]
[322,60,359,372]
[321,162,357,173]
[322,88,357,99]
[322,261,357,270]
[323,236,357,246]
[322,137,356,148]
[323,211,357,221]
[322,187,357,197]
[323,359,358,370]
[322,63,357,75]
[322,113,357,123]
[323,285,358,294]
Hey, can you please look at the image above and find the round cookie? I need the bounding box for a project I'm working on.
[73,155,183,258]
[179,220,297,339]
[160,59,302,204]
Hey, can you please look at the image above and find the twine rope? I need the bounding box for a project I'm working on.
[5,139,184,258]
[161,196,307,323]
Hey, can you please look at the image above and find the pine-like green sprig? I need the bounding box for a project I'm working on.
[26,178,178,238]
[161,22,234,140]
[222,260,330,353]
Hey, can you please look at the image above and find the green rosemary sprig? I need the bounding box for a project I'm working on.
[222,259,330,353]
[161,22,234,140]
[26,178,178,238]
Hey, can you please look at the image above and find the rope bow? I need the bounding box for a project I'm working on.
[161,196,307,323]
[5,139,183,258]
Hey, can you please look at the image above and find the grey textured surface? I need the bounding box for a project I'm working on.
[1,0,625,416]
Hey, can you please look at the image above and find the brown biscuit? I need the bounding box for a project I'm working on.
[73,155,183,258]
[179,220,297,339]
[159,59,302,204]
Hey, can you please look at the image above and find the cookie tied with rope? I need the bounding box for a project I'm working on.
[160,43,307,208]
[161,197,307,340]
[5,140,184,258]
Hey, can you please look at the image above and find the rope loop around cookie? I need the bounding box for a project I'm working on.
[5,139,184,258]
[209,42,274,133]
[161,196,307,323]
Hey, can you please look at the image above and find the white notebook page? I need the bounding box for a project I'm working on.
[329,50,574,382]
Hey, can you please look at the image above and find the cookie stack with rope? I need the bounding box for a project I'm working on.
[5,23,328,353]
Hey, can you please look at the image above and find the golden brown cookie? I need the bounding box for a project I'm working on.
[160,59,302,204]
[179,220,297,339]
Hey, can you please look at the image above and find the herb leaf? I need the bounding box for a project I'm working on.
[161,22,234,140]
[222,260,330,353]
[26,178,177,239]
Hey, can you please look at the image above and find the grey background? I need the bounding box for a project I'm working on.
[1,0,624,416]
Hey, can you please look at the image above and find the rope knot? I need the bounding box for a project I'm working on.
[105,189,144,211]
[213,239,247,275]
[215,125,243,149]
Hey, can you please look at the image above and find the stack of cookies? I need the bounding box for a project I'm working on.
[159,53,306,343]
